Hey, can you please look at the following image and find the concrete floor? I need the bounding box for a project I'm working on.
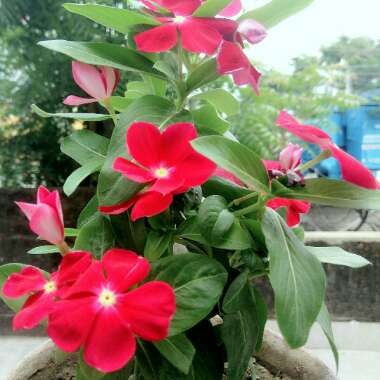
[1,321,380,380]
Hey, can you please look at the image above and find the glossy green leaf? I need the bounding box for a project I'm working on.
[272,178,380,209]
[222,271,259,380]
[61,130,109,166]
[144,231,171,262]
[32,104,111,121]
[63,160,101,196]
[202,176,251,202]
[193,0,231,17]
[192,104,230,135]
[97,95,175,206]
[74,214,115,258]
[110,96,134,112]
[179,216,252,250]
[28,245,60,255]
[192,89,239,116]
[317,303,339,371]
[64,3,159,34]
[154,334,196,374]
[38,40,163,77]
[64,228,80,237]
[149,254,227,336]
[77,196,99,228]
[186,59,219,92]
[239,0,315,28]
[192,136,269,192]
[198,196,235,245]
[308,246,371,268]
[262,208,326,348]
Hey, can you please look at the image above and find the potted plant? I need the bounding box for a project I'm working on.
[1,0,377,379]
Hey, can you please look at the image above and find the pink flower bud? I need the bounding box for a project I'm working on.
[16,186,64,245]
[279,143,303,171]
[238,19,267,45]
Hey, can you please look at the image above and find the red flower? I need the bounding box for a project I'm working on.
[64,61,120,106]
[16,186,64,245]
[2,252,91,330]
[100,122,216,220]
[266,198,311,227]
[277,111,380,190]
[47,249,176,373]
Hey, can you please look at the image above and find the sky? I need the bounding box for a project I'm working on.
[243,0,380,73]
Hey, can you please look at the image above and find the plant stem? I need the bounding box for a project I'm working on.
[57,240,70,256]
[229,192,257,207]
[298,149,332,172]
[103,98,117,125]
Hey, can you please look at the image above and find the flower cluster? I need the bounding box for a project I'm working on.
[135,0,266,93]
[3,248,176,372]
[99,121,216,220]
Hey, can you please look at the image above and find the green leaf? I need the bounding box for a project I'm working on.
[74,214,115,258]
[154,334,196,375]
[192,136,269,192]
[198,196,235,245]
[179,216,252,250]
[144,231,171,262]
[317,303,339,371]
[262,208,326,348]
[0,264,47,312]
[149,254,227,336]
[97,95,175,206]
[192,89,239,116]
[272,178,380,210]
[308,246,371,268]
[110,96,134,112]
[77,196,99,228]
[63,160,101,196]
[28,245,60,255]
[192,104,230,135]
[252,287,268,352]
[202,176,251,202]
[38,40,163,78]
[193,0,231,17]
[63,3,159,34]
[222,272,259,380]
[31,104,111,121]
[186,59,219,92]
[64,227,80,237]
[77,356,105,380]
[239,0,315,28]
[61,130,109,166]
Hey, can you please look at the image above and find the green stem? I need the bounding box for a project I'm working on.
[298,149,332,172]
[57,240,70,256]
[233,195,270,217]
[228,192,257,207]
[103,98,117,125]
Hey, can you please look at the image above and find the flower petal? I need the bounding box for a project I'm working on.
[160,0,201,16]
[149,176,185,195]
[72,61,107,100]
[99,196,139,216]
[160,122,198,165]
[48,296,97,352]
[100,66,119,97]
[63,95,98,106]
[15,202,37,221]
[267,198,310,227]
[131,192,173,221]
[215,168,243,186]
[13,293,55,331]
[37,187,64,228]
[83,309,136,373]
[238,19,267,45]
[176,152,217,188]
[135,23,178,53]
[179,19,222,55]
[29,204,64,244]
[119,281,176,341]
[3,266,46,298]
[232,65,261,95]
[217,40,249,74]
[113,157,155,183]
[127,122,161,167]
[102,249,150,292]
[219,0,242,17]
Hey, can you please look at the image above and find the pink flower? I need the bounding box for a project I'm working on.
[214,167,243,186]
[2,252,92,330]
[217,40,261,94]
[100,122,216,220]
[266,198,311,227]
[237,19,267,45]
[47,249,176,373]
[277,111,380,190]
[64,61,120,106]
[16,186,64,245]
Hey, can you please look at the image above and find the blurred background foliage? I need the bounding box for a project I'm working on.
[0,0,379,185]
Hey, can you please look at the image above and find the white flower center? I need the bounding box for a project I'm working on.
[174,16,186,24]
[99,289,116,308]
[44,281,57,294]
[154,167,169,178]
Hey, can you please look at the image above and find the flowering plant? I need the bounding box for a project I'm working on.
[1,1,378,379]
